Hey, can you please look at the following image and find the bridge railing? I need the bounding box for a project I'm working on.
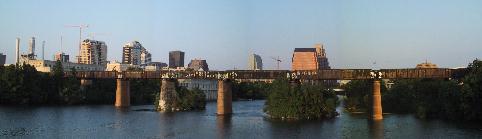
[65,68,466,80]
[65,71,117,79]
[228,70,290,79]
[291,69,372,80]
[380,68,453,79]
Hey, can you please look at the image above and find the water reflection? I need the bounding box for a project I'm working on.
[159,112,177,138]
[216,115,232,139]
[0,101,481,138]
[114,107,130,112]
[368,120,384,139]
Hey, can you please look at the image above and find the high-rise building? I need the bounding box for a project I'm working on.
[78,39,107,65]
[140,50,151,65]
[248,53,263,70]
[292,48,318,70]
[55,52,69,62]
[188,59,209,71]
[122,41,151,65]
[122,41,141,65]
[0,53,6,65]
[315,44,330,69]
[169,51,185,68]
[292,43,331,70]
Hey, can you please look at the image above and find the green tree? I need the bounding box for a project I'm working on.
[83,79,116,104]
[50,60,64,103]
[382,79,417,114]
[460,59,482,121]
[232,81,269,100]
[264,78,338,120]
[131,79,160,104]
[342,80,371,112]
[154,82,207,111]
[175,86,206,110]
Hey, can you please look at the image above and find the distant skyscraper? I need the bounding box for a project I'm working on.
[292,48,318,70]
[248,53,263,70]
[0,53,6,65]
[169,51,185,68]
[55,52,69,63]
[188,59,209,71]
[122,41,151,65]
[292,43,331,70]
[314,44,330,69]
[78,39,107,65]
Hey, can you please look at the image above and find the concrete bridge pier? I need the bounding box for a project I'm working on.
[372,80,383,120]
[158,78,178,111]
[115,79,130,107]
[217,79,232,115]
[80,79,92,90]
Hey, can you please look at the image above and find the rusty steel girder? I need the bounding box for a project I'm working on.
[65,68,463,80]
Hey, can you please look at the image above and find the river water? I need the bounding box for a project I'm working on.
[0,100,481,139]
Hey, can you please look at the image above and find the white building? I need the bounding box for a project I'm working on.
[248,53,263,70]
[178,79,218,101]
[122,41,151,66]
[140,51,151,65]
[78,39,108,65]
[106,61,140,71]
[20,58,105,72]
[144,62,168,71]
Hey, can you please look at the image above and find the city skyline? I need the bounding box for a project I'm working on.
[1,0,482,70]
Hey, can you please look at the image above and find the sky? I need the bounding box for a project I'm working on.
[0,0,481,70]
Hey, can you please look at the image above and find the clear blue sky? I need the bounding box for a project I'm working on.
[1,0,481,70]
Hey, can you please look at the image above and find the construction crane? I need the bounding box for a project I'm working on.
[87,32,111,40]
[271,56,282,70]
[65,24,89,62]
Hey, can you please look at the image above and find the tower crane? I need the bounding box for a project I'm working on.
[65,24,89,62]
[87,32,111,40]
[271,56,282,70]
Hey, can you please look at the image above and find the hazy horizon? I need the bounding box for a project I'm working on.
[1,0,481,70]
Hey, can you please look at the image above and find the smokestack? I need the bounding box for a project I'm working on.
[15,38,20,64]
[29,37,35,55]
[42,41,45,60]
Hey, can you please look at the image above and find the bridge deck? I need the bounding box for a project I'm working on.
[65,68,466,80]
